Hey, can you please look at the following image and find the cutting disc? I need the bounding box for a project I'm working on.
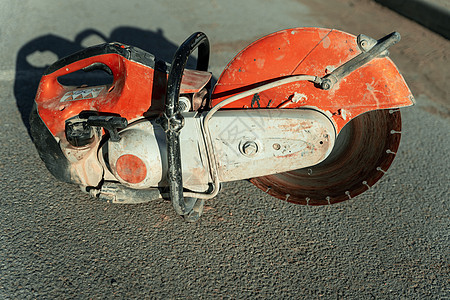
[250,109,402,205]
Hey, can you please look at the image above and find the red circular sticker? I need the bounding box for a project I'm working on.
[116,154,147,184]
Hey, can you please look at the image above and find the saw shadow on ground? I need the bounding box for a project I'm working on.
[14,27,207,137]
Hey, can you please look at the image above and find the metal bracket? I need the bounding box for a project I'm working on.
[357,34,377,52]
[357,34,389,57]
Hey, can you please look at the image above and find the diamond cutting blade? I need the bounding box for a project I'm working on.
[250,109,402,205]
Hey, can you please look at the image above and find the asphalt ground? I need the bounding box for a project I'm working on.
[0,0,449,298]
[375,0,450,39]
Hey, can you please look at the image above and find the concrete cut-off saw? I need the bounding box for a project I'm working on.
[30,28,414,222]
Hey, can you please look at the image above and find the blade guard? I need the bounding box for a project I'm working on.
[211,27,414,133]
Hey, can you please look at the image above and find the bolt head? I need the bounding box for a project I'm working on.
[321,80,332,90]
[241,141,258,156]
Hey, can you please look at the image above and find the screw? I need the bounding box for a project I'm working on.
[241,141,258,156]
[321,79,332,90]
[273,143,281,150]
